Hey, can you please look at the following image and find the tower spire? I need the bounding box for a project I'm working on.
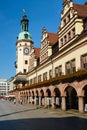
[21,9,29,32]
[23,9,26,16]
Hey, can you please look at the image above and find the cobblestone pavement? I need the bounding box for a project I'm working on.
[23,103,87,119]
[0,99,87,130]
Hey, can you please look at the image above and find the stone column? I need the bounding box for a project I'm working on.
[39,97,41,106]
[78,96,84,113]
[61,96,66,111]
[44,96,47,108]
[51,96,55,109]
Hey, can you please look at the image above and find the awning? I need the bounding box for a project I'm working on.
[5,95,15,98]
[13,78,28,84]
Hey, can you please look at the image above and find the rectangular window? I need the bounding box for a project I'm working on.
[25,60,28,64]
[38,75,42,82]
[34,77,37,84]
[68,32,71,40]
[64,35,67,43]
[71,59,76,73]
[66,62,71,74]
[43,72,47,81]
[61,38,63,47]
[49,70,52,79]
[58,65,62,76]
[66,59,76,74]
[30,79,33,85]
[63,19,66,26]
[55,65,62,77]
[55,67,58,77]
[72,28,75,37]
[67,14,70,22]
[24,69,26,73]
[81,54,87,70]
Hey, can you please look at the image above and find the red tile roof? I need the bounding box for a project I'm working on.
[34,48,40,59]
[47,32,58,46]
[73,3,87,18]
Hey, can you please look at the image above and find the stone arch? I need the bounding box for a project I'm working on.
[63,83,78,96]
[36,90,39,97]
[65,85,78,110]
[46,88,52,107]
[29,91,31,96]
[53,87,61,108]
[79,81,87,96]
[54,87,61,97]
[46,88,51,97]
[82,85,87,106]
[40,89,44,97]
[40,89,45,106]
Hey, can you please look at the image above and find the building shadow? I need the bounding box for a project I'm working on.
[0,117,87,130]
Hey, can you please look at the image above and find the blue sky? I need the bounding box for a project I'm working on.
[0,0,86,80]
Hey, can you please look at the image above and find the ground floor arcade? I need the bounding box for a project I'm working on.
[14,79,87,113]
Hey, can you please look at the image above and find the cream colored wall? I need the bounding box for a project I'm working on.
[27,39,87,83]
[53,43,87,75]
[75,19,83,35]
[16,41,32,74]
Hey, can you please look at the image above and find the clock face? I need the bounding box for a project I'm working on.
[24,47,29,55]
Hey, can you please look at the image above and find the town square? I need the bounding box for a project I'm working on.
[0,0,87,129]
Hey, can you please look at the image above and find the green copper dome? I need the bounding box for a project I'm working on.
[17,10,32,42]
[17,31,32,41]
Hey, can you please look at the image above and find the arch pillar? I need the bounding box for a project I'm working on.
[78,96,84,113]
[51,96,56,108]
[44,93,48,108]
[61,96,66,111]
[39,96,42,106]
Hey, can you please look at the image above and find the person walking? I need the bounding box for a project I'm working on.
[13,99,16,104]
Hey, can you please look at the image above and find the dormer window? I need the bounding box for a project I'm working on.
[24,34,28,39]
[25,43,27,46]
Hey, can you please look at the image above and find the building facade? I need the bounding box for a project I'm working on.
[10,0,87,113]
[0,79,9,97]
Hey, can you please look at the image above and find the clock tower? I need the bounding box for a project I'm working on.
[15,10,33,74]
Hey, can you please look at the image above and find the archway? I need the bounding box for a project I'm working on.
[40,89,45,106]
[46,89,51,107]
[83,85,87,110]
[35,90,39,106]
[36,90,39,98]
[65,86,78,110]
[32,91,35,104]
[54,88,61,108]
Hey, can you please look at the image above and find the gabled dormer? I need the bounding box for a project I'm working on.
[40,27,58,64]
[58,0,87,50]
[28,47,40,72]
